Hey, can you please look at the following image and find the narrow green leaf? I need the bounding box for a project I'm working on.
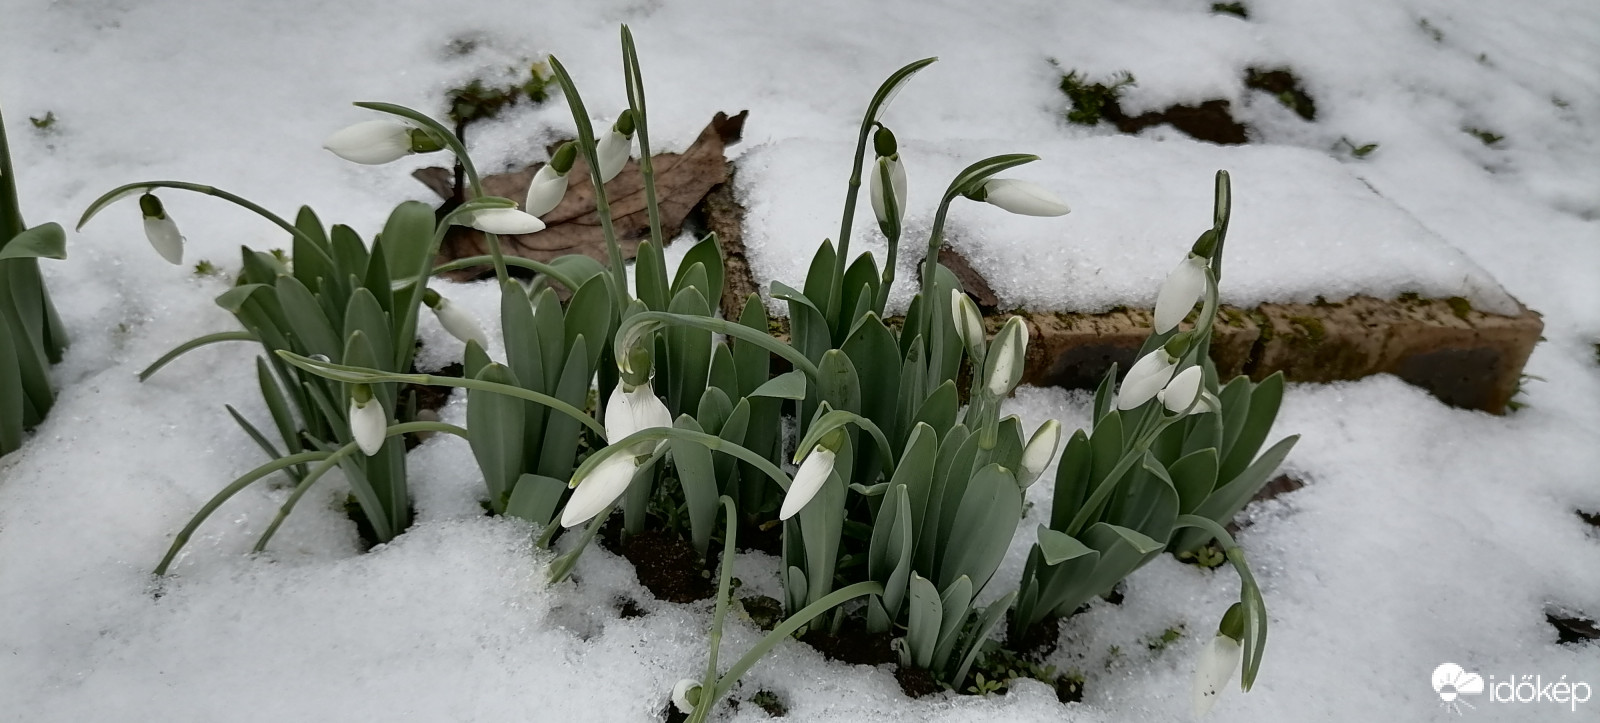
[672,415,720,558]
[0,223,65,261]
[468,363,525,512]
[505,473,568,527]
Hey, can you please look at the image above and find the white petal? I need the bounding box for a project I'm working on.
[142,217,184,265]
[1191,634,1242,716]
[1153,255,1208,333]
[604,383,634,443]
[779,447,836,520]
[951,290,984,353]
[869,156,907,225]
[348,398,387,456]
[523,165,569,218]
[671,679,702,714]
[1160,365,1204,414]
[465,207,545,235]
[985,317,1028,397]
[323,120,413,165]
[982,179,1070,217]
[560,453,639,528]
[432,298,488,348]
[596,130,633,184]
[1117,350,1176,410]
[1018,419,1062,487]
[627,383,674,435]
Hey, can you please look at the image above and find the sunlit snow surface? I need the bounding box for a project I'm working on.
[1,0,1596,721]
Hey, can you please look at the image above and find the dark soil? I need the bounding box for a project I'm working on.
[1547,609,1600,645]
[1106,99,1249,145]
[1244,68,1317,120]
[1055,674,1085,704]
[736,517,785,557]
[661,701,688,723]
[400,362,463,451]
[748,689,787,717]
[344,498,415,552]
[602,526,716,604]
[1227,474,1307,535]
[1008,611,1065,661]
[616,597,646,619]
[1578,509,1600,528]
[799,616,896,666]
[895,665,942,699]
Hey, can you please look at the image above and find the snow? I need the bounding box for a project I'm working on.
[2,0,1597,721]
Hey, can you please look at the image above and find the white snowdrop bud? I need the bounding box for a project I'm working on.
[951,290,985,356]
[671,679,702,715]
[1158,365,1204,415]
[779,434,842,520]
[138,193,184,265]
[1018,419,1062,487]
[464,207,545,235]
[425,291,488,348]
[984,316,1029,397]
[869,127,908,229]
[560,452,641,528]
[1192,632,1242,716]
[347,385,386,456]
[1117,349,1178,411]
[604,381,672,448]
[595,111,636,184]
[977,178,1070,217]
[524,143,576,217]
[1154,254,1209,334]
[323,120,431,165]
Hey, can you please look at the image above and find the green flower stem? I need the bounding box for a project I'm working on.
[253,421,469,552]
[548,55,631,312]
[686,581,884,722]
[1063,412,1180,537]
[795,408,896,480]
[392,197,516,372]
[917,154,1040,345]
[618,311,822,380]
[620,26,671,303]
[153,450,331,575]
[430,255,583,293]
[693,496,740,718]
[77,181,314,247]
[1175,514,1267,690]
[826,58,937,335]
[277,350,607,438]
[1211,171,1231,283]
[139,331,258,382]
[580,427,793,493]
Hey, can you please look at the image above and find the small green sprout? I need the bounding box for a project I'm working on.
[1055,66,1137,126]
[29,111,56,130]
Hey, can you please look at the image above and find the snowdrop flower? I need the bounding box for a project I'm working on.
[671,679,702,714]
[139,193,184,265]
[1117,348,1179,411]
[1158,365,1204,415]
[347,385,386,456]
[779,437,841,520]
[423,290,488,348]
[606,381,673,447]
[951,290,985,357]
[1192,629,1243,716]
[869,127,907,229]
[464,207,545,235]
[974,178,1070,217]
[984,316,1028,397]
[323,120,440,165]
[1017,419,1062,487]
[524,142,576,217]
[1154,254,1209,334]
[595,111,636,184]
[560,452,641,528]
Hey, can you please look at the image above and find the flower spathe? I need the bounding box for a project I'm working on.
[979,178,1070,217]
[1191,633,1242,716]
[560,452,641,528]
[984,316,1028,397]
[869,155,907,226]
[347,392,386,457]
[322,120,414,165]
[139,193,184,265]
[671,679,701,714]
[1018,419,1062,487]
[430,296,488,348]
[1117,348,1178,410]
[1154,254,1208,333]
[779,445,837,520]
[951,290,985,356]
[464,207,546,235]
[1158,365,1204,415]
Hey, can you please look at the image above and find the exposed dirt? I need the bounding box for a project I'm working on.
[895,665,942,699]
[1008,611,1064,661]
[602,526,716,603]
[1107,99,1249,145]
[799,616,896,666]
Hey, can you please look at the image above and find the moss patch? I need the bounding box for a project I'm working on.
[1445,296,1473,320]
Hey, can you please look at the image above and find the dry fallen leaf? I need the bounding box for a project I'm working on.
[419,111,748,282]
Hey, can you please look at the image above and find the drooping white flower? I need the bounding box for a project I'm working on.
[1154,254,1209,333]
[951,290,985,356]
[605,381,673,447]
[347,387,386,457]
[978,178,1070,217]
[560,452,641,528]
[1158,365,1204,415]
[779,445,838,520]
[671,679,702,714]
[869,155,907,227]
[524,142,576,217]
[1191,633,1242,716]
[595,113,637,184]
[1117,349,1178,411]
[428,295,488,348]
[138,194,184,265]
[984,316,1029,397]
[323,120,415,165]
[464,207,546,235]
[1017,419,1062,487]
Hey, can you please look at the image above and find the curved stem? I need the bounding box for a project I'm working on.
[547,55,630,311]
[392,197,516,371]
[621,27,668,268]
[579,427,792,493]
[618,311,822,380]
[354,102,482,196]
[154,450,331,575]
[277,350,606,438]
[1063,415,1179,536]
[78,181,313,246]
[140,331,257,381]
[253,421,469,552]
[794,408,896,480]
[692,496,740,720]
[430,255,582,293]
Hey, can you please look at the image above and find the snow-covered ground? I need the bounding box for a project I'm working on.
[2,1,1596,721]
